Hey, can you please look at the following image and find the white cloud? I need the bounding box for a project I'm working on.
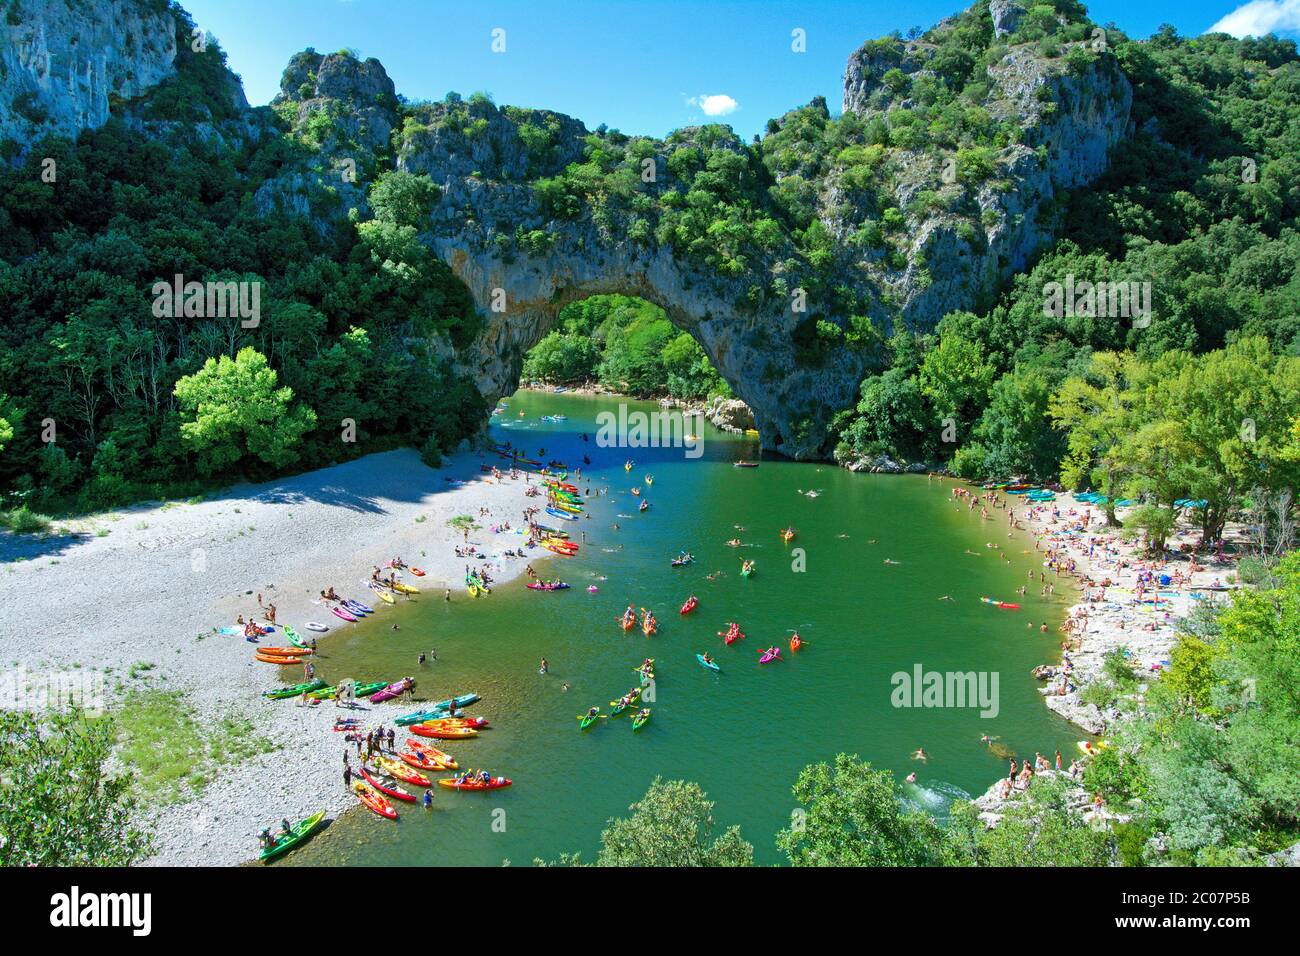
[687,94,738,117]
[1208,0,1300,37]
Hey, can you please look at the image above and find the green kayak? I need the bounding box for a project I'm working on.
[577,709,602,730]
[307,680,388,701]
[264,678,326,701]
[632,709,651,731]
[283,625,308,649]
[258,809,326,862]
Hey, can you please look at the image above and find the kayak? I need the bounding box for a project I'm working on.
[680,596,698,614]
[367,583,396,605]
[733,461,759,468]
[308,680,389,701]
[399,749,447,771]
[420,716,489,729]
[542,543,576,556]
[546,508,579,521]
[696,654,721,672]
[740,563,754,578]
[394,693,481,726]
[255,646,312,657]
[263,678,326,700]
[631,710,651,731]
[577,710,602,731]
[343,598,373,615]
[781,529,796,542]
[351,781,398,820]
[438,776,512,791]
[360,767,417,802]
[789,634,804,652]
[255,653,300,665]
[981,597,1021,610]
[527,581,571,590]
[410,724,478,739]
[719,625,744,645]
[258,809,326,862]
[758,647,782,664]
[370,678,413,703]
[283,626,308,649]
[331,606,358,623]
[389,581,420,595]
[375,755,430,786]
[609,688,641,715]
[405,739,458,769]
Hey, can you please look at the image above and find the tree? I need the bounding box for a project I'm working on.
[547,778,753,867]
[1048,351,1143,526]
[943,779,1115,866]
[917,334,994,441]
[173,347,316,474]
[367,170,440,228]
[777,754,948,866]
[0,709,153,866]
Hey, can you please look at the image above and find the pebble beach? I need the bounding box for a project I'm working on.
[0,446,547,865]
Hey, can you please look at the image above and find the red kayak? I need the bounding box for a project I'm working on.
[360,768,417,802]
[718,624,744,645]
[789,633,804,652]
[680,596,698,615]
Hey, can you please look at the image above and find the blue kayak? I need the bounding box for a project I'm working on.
[395,692,482,726]
[546,508,579,521]
[696,654,720,672]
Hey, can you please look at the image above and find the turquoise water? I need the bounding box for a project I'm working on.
[286,391,1076,866]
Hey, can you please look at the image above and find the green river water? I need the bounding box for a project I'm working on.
[285,390,1077,866]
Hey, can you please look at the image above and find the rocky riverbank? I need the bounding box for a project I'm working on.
[0,446,552,866]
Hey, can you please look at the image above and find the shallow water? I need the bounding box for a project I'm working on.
[285,391,1076,866]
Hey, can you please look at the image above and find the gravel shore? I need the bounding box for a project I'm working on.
[0,447,549,866]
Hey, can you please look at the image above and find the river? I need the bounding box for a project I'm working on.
[286,390,1077,866]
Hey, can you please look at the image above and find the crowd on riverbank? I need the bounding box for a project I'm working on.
[943,478,1247,822]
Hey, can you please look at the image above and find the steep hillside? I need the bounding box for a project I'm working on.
[0,0,1296,512]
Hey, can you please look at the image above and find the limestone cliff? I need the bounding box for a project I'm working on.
[0,0,177,144]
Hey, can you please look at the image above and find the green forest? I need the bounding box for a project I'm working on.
[0,10,484,525]
[521,294,729,399]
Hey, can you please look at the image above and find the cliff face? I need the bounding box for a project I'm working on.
[0,0,177,144]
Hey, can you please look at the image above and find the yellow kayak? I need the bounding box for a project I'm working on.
[389,581,420,595]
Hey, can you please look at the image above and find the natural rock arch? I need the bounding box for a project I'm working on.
[429,235,873,458]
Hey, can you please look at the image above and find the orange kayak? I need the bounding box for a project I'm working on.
[255,653,301,665]
[399,749,445,771]
[406,739,458,770]
[410,724,478,740]
[375,755,429,787]
[256,646,312,657]
[352,781,397,819]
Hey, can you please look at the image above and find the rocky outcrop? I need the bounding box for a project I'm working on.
[0,0,177,145]
[989,0,1026,37]
[704,397,755,434]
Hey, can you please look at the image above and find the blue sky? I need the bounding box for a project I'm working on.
[181,0,1300,140]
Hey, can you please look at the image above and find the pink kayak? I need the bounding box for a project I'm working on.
[758,647,782,664]
[331,605,358,623]
[370,678,413,703]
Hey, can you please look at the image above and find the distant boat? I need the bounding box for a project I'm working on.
[733,461,759,468]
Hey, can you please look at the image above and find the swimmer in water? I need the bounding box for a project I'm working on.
[905,772,917,784]
[938,595,954,601]
[912,748,927,761]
